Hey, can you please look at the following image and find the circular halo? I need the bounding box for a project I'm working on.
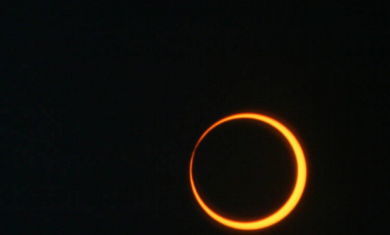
[189,113,307,230]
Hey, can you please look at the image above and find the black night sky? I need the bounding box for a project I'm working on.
[2,2,389,234]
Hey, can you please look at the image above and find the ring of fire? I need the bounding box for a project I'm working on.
[189,113,307,230]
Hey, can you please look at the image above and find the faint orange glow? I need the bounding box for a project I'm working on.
[189,113,307,230]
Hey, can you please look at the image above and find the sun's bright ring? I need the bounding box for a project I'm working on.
[189,113,307,230]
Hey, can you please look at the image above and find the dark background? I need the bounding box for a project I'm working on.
[2,2,389,234]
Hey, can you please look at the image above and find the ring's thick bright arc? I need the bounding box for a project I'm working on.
[189,113,307,230]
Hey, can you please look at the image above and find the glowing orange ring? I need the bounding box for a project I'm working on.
[189,113,307,230]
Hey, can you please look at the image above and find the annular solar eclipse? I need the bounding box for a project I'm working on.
[189,113,307,230]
